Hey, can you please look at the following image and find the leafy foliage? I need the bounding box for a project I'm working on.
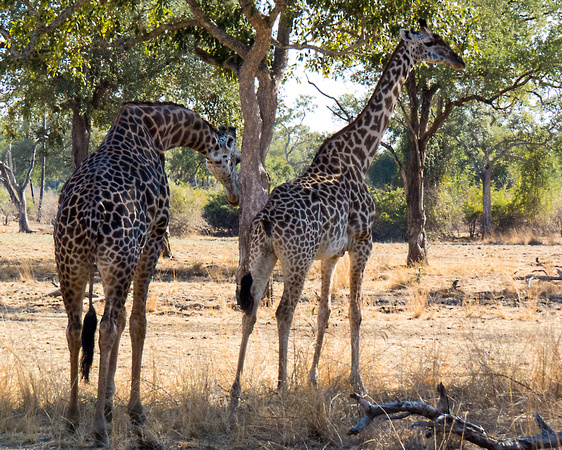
[370,187,407,241]
[168,182,210,237]
[203,192,240,236]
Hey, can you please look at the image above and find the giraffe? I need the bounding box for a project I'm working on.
[54,101,240,446]
[230,20,465,404]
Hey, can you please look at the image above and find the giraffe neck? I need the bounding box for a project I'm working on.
[308,42,414,179]
[114,103,218,156]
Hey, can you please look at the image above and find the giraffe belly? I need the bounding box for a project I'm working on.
[315,234,348,260]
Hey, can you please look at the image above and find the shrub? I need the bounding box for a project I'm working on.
[370,187,407,241]
[426,180,466,239]
[36,189,60,225]
[168,183,210,237]
[0,187,16,225]
[203,192,239,236]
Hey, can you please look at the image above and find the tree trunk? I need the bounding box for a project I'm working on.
[405,137,428,266]
[234,9,291,280]
[37,150,46,223]
[37,116,46,223]
[236,66,276,279]
[404,74,429,266]
[481,163,493,237]
[17,187,32,233]
[0,140,38,233]
[71,109,91,170]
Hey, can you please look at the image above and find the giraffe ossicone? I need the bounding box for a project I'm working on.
[230,20,465,406]
[54,101,239,446]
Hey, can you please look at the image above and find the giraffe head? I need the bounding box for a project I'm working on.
[400,19,465,70]
[206,125,241,206]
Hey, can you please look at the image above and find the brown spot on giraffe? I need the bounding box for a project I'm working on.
[54,102,240,446]
[230,20,464,406]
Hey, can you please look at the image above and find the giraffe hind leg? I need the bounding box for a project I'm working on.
[308,255,339,386]
[59,266,89,431]
[348,240,372,394]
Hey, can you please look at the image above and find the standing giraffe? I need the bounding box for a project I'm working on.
[230,20,465,404]
[54,102,240,446]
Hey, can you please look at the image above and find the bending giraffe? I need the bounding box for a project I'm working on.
[54,102,240,446]
[231,20,465,404]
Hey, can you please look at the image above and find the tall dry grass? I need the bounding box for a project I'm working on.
[1,229,562,448]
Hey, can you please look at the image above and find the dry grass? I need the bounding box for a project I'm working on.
[1,221,562,448]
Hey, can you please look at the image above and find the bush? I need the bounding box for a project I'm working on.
[370,187,407,241]
[168,183,210,237]
[37,190,61,225]
[203,192,240,236]
[0,187,16,225]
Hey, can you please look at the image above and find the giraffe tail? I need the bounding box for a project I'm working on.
[238,273,254,312]
[80,268,97,382]
[237,216,275,313]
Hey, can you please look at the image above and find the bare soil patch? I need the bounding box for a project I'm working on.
[0,221,561,449]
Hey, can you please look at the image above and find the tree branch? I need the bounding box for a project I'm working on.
[307,79,354,123]
[185,0,250,58]
[380,141,407,188]
[270,27,376,58]
[5,0,92,59]
[349,384,562,449]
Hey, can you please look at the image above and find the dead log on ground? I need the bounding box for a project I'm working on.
[349,383,562,449]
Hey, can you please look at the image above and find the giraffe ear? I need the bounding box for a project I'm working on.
[400,29,413,41]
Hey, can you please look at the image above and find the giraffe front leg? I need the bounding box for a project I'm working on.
[348,241,372,394]
[308,256,339,386]
[104,308,127,423]
[128,240,159,426]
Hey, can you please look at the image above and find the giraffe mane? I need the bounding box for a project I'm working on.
[118,101,221,134]
[318,40,406,150]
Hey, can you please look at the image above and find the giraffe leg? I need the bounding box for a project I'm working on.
[230,251,277,408]
[103,307,127,423]
[92,281,130,447]
[348,240,372,394]
[308,255,339,386]
[60,277,87,430]
[276,267,310,390]
[127,236,161,425]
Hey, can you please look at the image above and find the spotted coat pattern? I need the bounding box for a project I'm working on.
[54,102,239,445]
[230,23,465,403]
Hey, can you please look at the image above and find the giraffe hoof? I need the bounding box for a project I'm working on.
[229,381,241,409]
[93,429,110,448]
[308,369,319,387]
[65,413,79,432]
[129,409,147,426]
[104,404,113,423]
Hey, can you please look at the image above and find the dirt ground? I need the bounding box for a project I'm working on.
[1,220,562,448]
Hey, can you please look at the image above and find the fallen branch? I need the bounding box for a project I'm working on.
[349,384,562,449]
[515,275,562,282]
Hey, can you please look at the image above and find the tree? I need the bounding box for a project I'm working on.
[453,106,555,236]
[356,0,562,264]
[128,1,463,275]
[266,95,325,185]
[1,0,481,266]
[0,127,46,232]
